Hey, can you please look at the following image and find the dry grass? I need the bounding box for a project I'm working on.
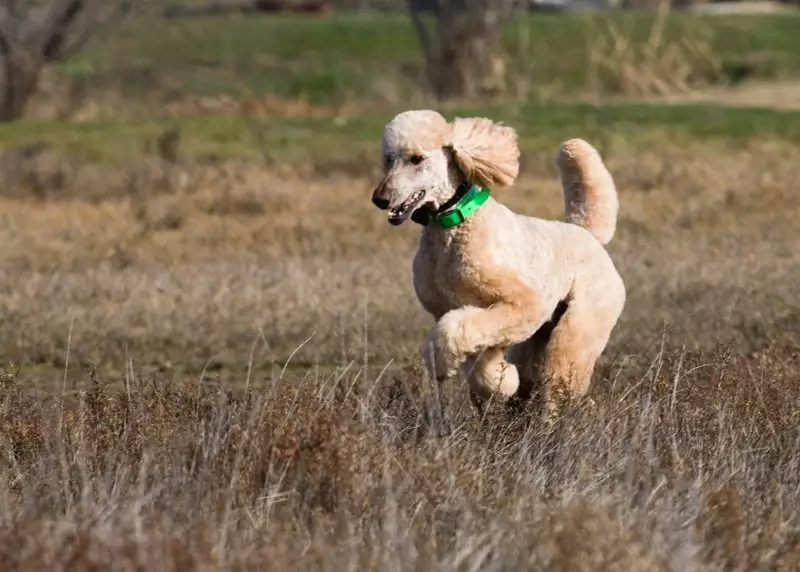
[1,340,800,570]
[587,0,722,97]
[0,141,796,370]
[0,135,799,569]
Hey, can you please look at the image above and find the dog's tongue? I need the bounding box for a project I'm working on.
[387,191,426,226]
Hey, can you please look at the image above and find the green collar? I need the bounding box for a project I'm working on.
[432,185,491,229]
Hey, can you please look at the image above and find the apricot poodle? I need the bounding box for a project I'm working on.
[370,110,626,419]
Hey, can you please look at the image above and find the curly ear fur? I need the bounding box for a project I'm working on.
[448,117,520,188]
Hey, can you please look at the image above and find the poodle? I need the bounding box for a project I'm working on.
[370,109,626,419]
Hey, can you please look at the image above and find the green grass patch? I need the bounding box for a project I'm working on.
[1,102,799,165]
[60,12,800,104]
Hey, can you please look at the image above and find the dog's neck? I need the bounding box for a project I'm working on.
[419,192,498,248]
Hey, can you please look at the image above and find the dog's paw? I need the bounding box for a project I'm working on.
[421,328,460,382]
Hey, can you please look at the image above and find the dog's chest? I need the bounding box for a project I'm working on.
[440,248,487,306]
[414,234,491,313]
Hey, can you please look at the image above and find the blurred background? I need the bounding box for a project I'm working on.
[1,2,800,569]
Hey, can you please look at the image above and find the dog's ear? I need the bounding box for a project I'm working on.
[447,117,520,188]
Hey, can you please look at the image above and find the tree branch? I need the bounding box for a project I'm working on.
[48,0,135,61]
[16,0,136,62]
[40,0,84,60]
[0,0,135,121]
[0,4,21,49]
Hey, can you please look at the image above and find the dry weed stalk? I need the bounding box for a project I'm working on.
[588,0,721,96]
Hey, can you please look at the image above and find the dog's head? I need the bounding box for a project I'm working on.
[371,110,520,226]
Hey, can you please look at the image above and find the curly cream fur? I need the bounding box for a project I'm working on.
[557,138,619,245]
[372,110,626,419]
[382,110,450,156]
[448,117,520,188]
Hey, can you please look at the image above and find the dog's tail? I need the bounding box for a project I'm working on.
[556,138,618,246]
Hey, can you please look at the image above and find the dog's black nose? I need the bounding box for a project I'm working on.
[372,195,390,209]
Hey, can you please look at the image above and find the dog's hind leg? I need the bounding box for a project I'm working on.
[506,335,548,405]
[540,290,624,421]
[506,298,569,407]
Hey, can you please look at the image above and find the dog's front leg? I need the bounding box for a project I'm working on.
[423,303,547,390]
[421,326,460,382]
[420,327,456,436]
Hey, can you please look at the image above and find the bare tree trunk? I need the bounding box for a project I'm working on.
[0,50,36,120]
[408,0,510,100]
[0,67,38,121]
[0,0,133,121]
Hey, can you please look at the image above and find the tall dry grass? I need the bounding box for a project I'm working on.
[0,133,798,569]
[586,0,722,96]
[1,340,799,570]
[0,142,796,370]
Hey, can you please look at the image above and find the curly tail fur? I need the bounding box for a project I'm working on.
[556,138,618,246]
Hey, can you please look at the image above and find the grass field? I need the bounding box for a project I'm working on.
[4,101,800,167]
[30,11,800,118]
[1,9,800,572]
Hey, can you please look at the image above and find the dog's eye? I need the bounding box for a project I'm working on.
[383,154,393,168]
[409,154,424,165]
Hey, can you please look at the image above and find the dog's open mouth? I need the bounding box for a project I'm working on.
[388,190,426,226]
